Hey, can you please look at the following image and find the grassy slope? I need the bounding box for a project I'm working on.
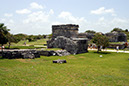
[0,51,129,86]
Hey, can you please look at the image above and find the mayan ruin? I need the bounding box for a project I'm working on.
[47,24,88,54]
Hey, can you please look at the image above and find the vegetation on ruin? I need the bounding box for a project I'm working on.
[0,51,129,86]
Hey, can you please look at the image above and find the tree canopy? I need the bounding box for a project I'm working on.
[0,23,10,45]
[111,28,124,32]
[85,30,96,33]
[92,33,109,52]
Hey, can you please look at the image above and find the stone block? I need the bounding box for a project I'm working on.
[53,59,67,63]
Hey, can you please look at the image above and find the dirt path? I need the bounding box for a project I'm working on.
[88,48,129,53]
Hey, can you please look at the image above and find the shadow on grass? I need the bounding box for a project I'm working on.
[0,56,5,59]
[93,51,111,54]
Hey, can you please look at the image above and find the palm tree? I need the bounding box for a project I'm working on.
[0,23,10,56]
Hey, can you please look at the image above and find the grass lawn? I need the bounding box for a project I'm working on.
[0,51,129,86]
[5,39,48,49]
[13,39,48,46]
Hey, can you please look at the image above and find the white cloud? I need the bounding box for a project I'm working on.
[9,19,14,23]
[58,11,88,33]
[111,18,127,23]
[4,13,13,17]
[58,11,87,23]
[30,2,43,9]
[88,17,129,33]
[99,17,105,21]
[52,21,63,25]
[49,9,54,15]
[91,7,116,16]
[23,11,49,23]
[16,9,31,14]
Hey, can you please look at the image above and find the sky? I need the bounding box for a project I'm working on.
[0,0,129,35]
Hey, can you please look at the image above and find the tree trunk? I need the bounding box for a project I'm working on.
[97,46,101,52]
[8,42,11,49]
[1,44,3,58]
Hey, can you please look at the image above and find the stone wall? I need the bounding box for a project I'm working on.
[48,36,88,54]
[1,49,71,59]
[2,50,40,59]
[52,24,79,39]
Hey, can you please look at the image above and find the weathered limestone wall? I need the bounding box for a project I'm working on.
[47,36,88,54]
[52,24,79,39]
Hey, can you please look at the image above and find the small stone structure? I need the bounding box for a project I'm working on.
[47,24,88,54]
[105,31,127,42]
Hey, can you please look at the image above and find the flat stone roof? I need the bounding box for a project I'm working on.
[52,24,79,28]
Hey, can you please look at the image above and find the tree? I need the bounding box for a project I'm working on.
[125,29,128,32]
[111,28,123,32]
[85,30,96,33]
[92,33,109,52]
[7,33,21,48]
[0,23,10,56]
[0,23,10,46]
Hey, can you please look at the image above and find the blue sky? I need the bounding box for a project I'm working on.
[0,0,129,35]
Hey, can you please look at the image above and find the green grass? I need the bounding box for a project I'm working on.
[5,39,48,49]
[5,45,46,49]
[0,51,129,86]
[13,39,48,46]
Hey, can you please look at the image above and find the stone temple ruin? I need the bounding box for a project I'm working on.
[105,31,127,42]
[78,31,127,42]
[47,24,88,54]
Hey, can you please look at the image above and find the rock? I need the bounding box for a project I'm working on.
[38,50,57,56]
[21,51,35,59]
[55,50,70,56]
[53,59,67,63]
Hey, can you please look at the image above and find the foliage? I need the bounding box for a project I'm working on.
[111,28,124,32]
[85,30,96,33]
[48,34,52,39]
[0,23,10,45]
[92,33,109,51]
[0,51,129,86]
